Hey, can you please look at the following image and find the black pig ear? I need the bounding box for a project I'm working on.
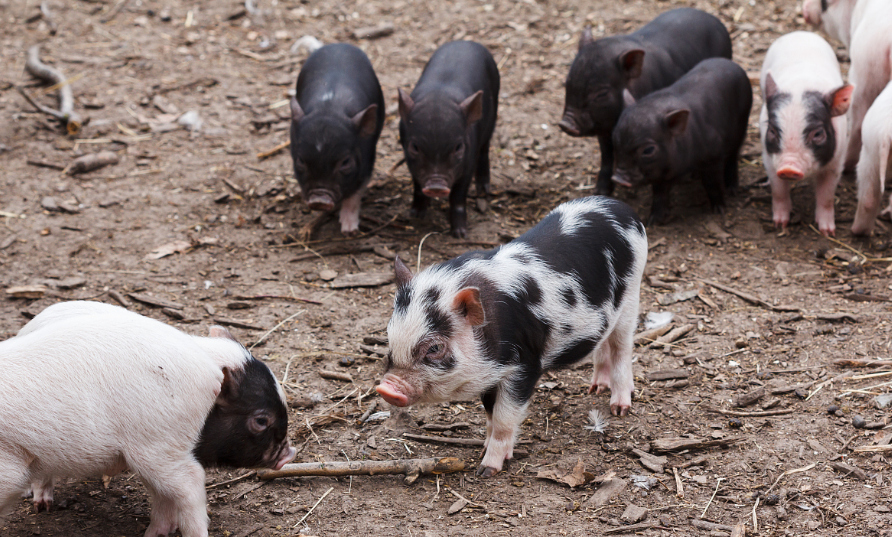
[827,84,854,117]
[459,90,484,126]
[290,97,304,123]
[579,26,593,50]
[397,88,415,123]
[394,255,413,287]
[351,104,379,138]
[764,73,778,101]
[452,287,485,326]
[209,325,239,342]
[619,49,645,80]
[664,109,690,137]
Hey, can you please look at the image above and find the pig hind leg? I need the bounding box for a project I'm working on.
[723,151,740,197]
[589,316,636,416]
[854,140,891,235]
[29,475,55,513]
[0,451,31,518]
[697,161,726,215]
[138,459,208,537]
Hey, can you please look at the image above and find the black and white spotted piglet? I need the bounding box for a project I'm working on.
[376,196,647,477]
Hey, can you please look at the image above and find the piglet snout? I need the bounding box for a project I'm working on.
[376,383,409,406]
[558,114,581,136]
[777,166,805,182]
[306,190,336,211]
[422,178,451,198]
[274,444,297,470]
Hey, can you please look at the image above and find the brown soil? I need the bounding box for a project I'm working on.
[1,0,891,536]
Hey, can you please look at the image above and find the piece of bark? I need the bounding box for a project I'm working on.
[649,324,694,347]
[621,504,648,523]
[0,235,16,250]
[731,523,746,537]
[771,380,817,395]
[657,289,699,306]
[66,151,119,175]
[677,455,709,469]
[329,272,394,289]
[691,519,735,532]
[230,294,323,305]
[5,285,47,299]
[631,448,667,473]
[833,359,892,368]
[359,344,387,357]
[701,278,799,312]
[55,277,86,290]
[829,461,867,480]
[708,407,794,417]
[127,292,184,310]
[646,369,689,381]
[257,457,465,484]
[402,433,482,447]
[27,159,65,170]
[108,290,130,307]
[363,335,388,346]
[587,478,627,507]
[603,522,655,535]
[162,307,185,320]
[843,293,889,303]
[815,313,857,323]
[319,370,353,382]
[664,379,689,389]
[634,325,673,345]
[734,387,766,407]
[651,436,742,453]
[421,422,470,432]
[353,23,395,39]
[212,317,266,330]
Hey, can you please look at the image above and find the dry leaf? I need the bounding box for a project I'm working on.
[146,240,193,260]
[536,459,594,488]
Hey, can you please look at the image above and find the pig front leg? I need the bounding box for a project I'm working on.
[769,170,793,230]
[410,180,431,219]
[595,135,616,196]
[140,459,208,537]
[647,182,673,225]
[0,451,32,518]
[723,152,740,197]
[447,175,472,238]
[813,165,842,236]
[338,186,365,235]
[844,62,886,173]
[698,161,726,215]
[477,385,527,478]
[30,476,55,513]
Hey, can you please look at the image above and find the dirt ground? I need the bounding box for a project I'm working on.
[1,0,891,535]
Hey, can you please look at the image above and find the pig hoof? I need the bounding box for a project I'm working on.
[476,465,499,478]
[33,500,51,514]
[611,403,630,417]
[451,226,468,239]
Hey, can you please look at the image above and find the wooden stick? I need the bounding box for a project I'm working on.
[833,359,892,368]
[258,457,465,481]
[708,407,794,418]
[319,370,353,382]
[24,45,82,134]
[853,444,892,453]
[403,433,484,447]
[206,470,256,490]
[652,437,743,453]
[701,278,799,312]
[257,140,290,160]
[700,478,724,519]
[232,294,322,305]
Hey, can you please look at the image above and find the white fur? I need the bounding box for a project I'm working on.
[803,0,862,47]
[338,185,365,234]
[853,82,892,234]
[384,198,647,474]
[759,31,848,236]
[0,302,253,537]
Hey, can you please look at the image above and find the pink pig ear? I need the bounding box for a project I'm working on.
[459,90,484,126]
[394,255,414,287]
[351,104,378,138]
[452,287,485,326]
[828,84,854,117]
[619,49,645,80]
[664,109,690,137]
[209,325,239,342]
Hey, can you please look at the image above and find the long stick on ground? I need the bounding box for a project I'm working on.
[257,457,465,485]
[24,45,82,134]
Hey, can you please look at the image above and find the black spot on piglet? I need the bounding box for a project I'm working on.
[194,358,289,469]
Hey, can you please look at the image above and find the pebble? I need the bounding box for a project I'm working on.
[764,494,780,505]
[319,269,337,281]
[827,404,840,414]
[338,356,355,367]
[852,415,866,429]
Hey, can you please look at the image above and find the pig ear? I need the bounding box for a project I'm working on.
[394,255,413,287]
[764,73,778,101]
[216,366,239,404]
[290,96,304,123]
[452,287,485,326]
[827,84,854,117]
[664,109,690,137]
[209,325,239,342]
[397,88,415,123]
[619,49,645,80]
[459,90,484,126]
[579,25,594,51]
[622,88,636,107]
[351,104,379,138]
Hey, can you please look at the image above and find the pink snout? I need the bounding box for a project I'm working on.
[306,190,336,211]
[422,178,451,199]
[558,115,580,136]
[376,383,410,407]
[777,166,804,182]
[273,444,297,470]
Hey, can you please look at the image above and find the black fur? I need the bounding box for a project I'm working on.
[765,92,792,155]
[802,90,837,167]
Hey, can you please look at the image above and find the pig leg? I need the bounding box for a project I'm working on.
[813,165,842,237]
[647,182,672,225]
[474,141,492,199]
[448,175,472,238]
[844,63,887,172]
[589,295,638,416]
[29,475,55,513]
[139,460,208,537]
[698,161,726,215]
[338,186,365,235]
[410,180,430,219]
[595,135,615,196]
[769,171,793,230]
[723,151,740,197]
[0,450,31,517]
[852,142,886,236]
[477,385,527,478]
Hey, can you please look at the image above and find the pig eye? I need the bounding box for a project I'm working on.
[407,142,420,156]
[426,343,443,356]
[453,142,464,156]
[810,127,827,145]
[294,158,307,172]
[249,412,272,434]
[339,156,355,171]
[639,144,657,158]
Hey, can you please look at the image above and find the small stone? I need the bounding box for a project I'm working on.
[734,338,748,349]
[827,404,840,414]
[794,388,808,399]
[338,356,355,367]
[764,494,780,505]
[875,393,892,409]
[41,196,59,211]
[318,269,337,281]
[620,503,648,523]
[775,506,788,520]
[852,415,867,429]
[728,418,743,428]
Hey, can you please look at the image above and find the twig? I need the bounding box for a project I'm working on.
[319,370,353,382]
[764,463,816,497]
[249,310,303,350]
[809,224,892,263]
[24,45,82,134]
[806,372,851,400]
[701,278,799,312]
[257,140,290,159]
[259,458,466,482]
[403,433,484,447]
[841,433,860,451]
[673,467,684,499]
[358,400,377,424]
[700,477,723,519]
[416,231,440,272]
[294,486,333,527]
[232,294,322,305]
[752,496,760,533]
[833,359,892,368]
[206,471,256,490]
[853,444,892,453]
[707,408,794,417]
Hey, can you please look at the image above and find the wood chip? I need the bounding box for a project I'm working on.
[631,448,666,473]
[645,369,689,381]
[329,272,394,289]
[603,522,655,535]
[651,436,742,453]
[359,343,387,357]
[353,22,395,39]
[634,325,672,345]
[621,504,648,523]
[829,461,868,480]
[587,478,626,507]
[691,519,735,532]
[5,285,47,299]
[127,292,184,310]
[0,235,16,250]
[734,387,766,407]
[66,151,120,175]
[108,289,130,307]
[657,288,699,306]
[212,317,266,330]
[319,370,353,382]
[843,293,889,303]
[649,324,694,347]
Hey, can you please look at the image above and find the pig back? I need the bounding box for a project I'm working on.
[0,313,230,474]
[296,43,384,119]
